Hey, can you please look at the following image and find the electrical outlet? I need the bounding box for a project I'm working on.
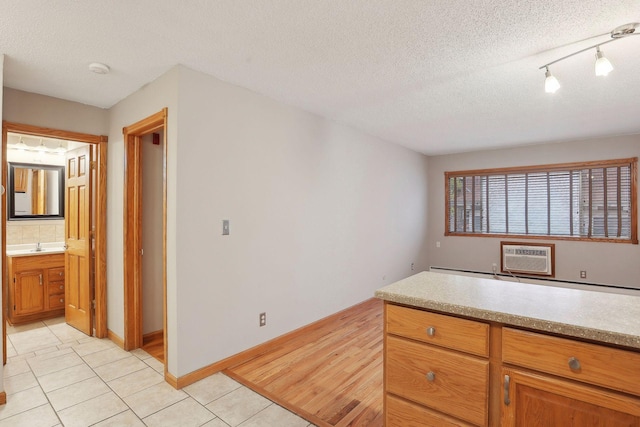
[411,262,414,271]
[492,263,498,274]
[259,312,266,327]
[222,220,230,235]
[580,271,587,279]
[436,241,441,248]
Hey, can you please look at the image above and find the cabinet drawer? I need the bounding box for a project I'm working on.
[386,335,488,426]
[11,253,64,270]
[48,267,65,281]
[48,282,65,296]
[386,394,473,427]
[386,304,489,357]
[503,328,640,396]
[49,295,65,309]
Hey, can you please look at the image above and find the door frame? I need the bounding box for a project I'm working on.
[122,109,167,373]
[2,121,108,364]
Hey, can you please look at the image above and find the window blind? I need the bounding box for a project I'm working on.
[445,158,637,243]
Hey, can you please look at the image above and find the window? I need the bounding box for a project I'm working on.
[445,158,638,243]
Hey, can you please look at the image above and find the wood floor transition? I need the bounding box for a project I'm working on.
[225,298,383,427]
[142,331,165,363]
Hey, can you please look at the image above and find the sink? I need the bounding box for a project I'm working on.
[30,247,62,253]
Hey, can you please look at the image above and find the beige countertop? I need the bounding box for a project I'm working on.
[375,271,640,350]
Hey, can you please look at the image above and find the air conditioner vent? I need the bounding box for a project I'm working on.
[501,242,554,277]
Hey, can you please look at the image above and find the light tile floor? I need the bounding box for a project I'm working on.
[2,318,315,427]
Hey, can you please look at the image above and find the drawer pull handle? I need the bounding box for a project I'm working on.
[39,274,43,286]
[426,326,436,337]
[568,357,581,371]
[426,371,435,382]
[504,374,511,406]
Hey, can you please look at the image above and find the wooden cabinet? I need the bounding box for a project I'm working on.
[502,328,640,426]
[8,253,65,325]
[383,302,640,426]
[501,368,640,426]
[13,167,29,193]
[384,304,490,426]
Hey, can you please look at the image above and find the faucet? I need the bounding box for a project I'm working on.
[35,242,42,252]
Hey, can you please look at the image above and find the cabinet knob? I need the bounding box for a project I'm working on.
[59,298,64,303]
[568,357,581,371]
[426,326,436,337]
[59,272,63,276]
[426,371,436,382]
[59,285,64,290]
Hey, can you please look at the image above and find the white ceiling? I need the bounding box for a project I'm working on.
[1,1,639,155]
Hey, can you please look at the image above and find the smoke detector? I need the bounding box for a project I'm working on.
[89,62,110,74]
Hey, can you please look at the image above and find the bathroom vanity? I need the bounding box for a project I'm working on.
[376,271,640,426]
[7,251,66,325]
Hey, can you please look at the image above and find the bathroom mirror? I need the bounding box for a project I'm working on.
[7,162,65,220]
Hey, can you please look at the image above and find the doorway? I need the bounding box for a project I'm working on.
[122,109,167,374]
[1,121,108,364]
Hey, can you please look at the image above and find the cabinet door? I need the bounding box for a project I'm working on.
[14,167,29,193]
[14,270,45,315]
[502,368,640,426]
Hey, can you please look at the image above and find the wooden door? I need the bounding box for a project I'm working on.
[65,145,93,335]
[14,270,45,315]
[502,368,640,426]
[32,169,47,214]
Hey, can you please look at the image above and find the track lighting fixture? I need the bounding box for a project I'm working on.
[594,46,613,76]
[544,67,560,93]
[539,22,639,93]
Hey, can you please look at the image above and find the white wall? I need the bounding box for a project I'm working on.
[106,67,179,373]
[173,67,429,375]
[3,88,108,135]
[426,135,640,290]
[142,131,164,335]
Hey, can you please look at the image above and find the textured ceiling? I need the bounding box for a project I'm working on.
[0,1,638,155]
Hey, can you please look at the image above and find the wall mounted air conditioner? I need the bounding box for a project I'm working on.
[500,241,555,277]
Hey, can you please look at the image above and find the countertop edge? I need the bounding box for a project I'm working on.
[7,250,66,257]
[375,289,640,350]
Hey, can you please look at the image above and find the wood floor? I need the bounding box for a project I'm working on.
[225,298,383,427]
[141,331,165,363]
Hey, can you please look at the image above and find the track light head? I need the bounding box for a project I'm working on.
[544,67,560,93]
[594,46,614,76]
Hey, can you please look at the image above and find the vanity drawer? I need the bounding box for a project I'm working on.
[386,304,489,357]
[386,394,473,427]
[48,282,65,295]
[503,328,640,396]
[11,253,64,271]
[48,267,65,281]
[386,335,488,426]
[49,294,65,309]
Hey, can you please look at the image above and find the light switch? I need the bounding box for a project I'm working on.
[222,220,230,235]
